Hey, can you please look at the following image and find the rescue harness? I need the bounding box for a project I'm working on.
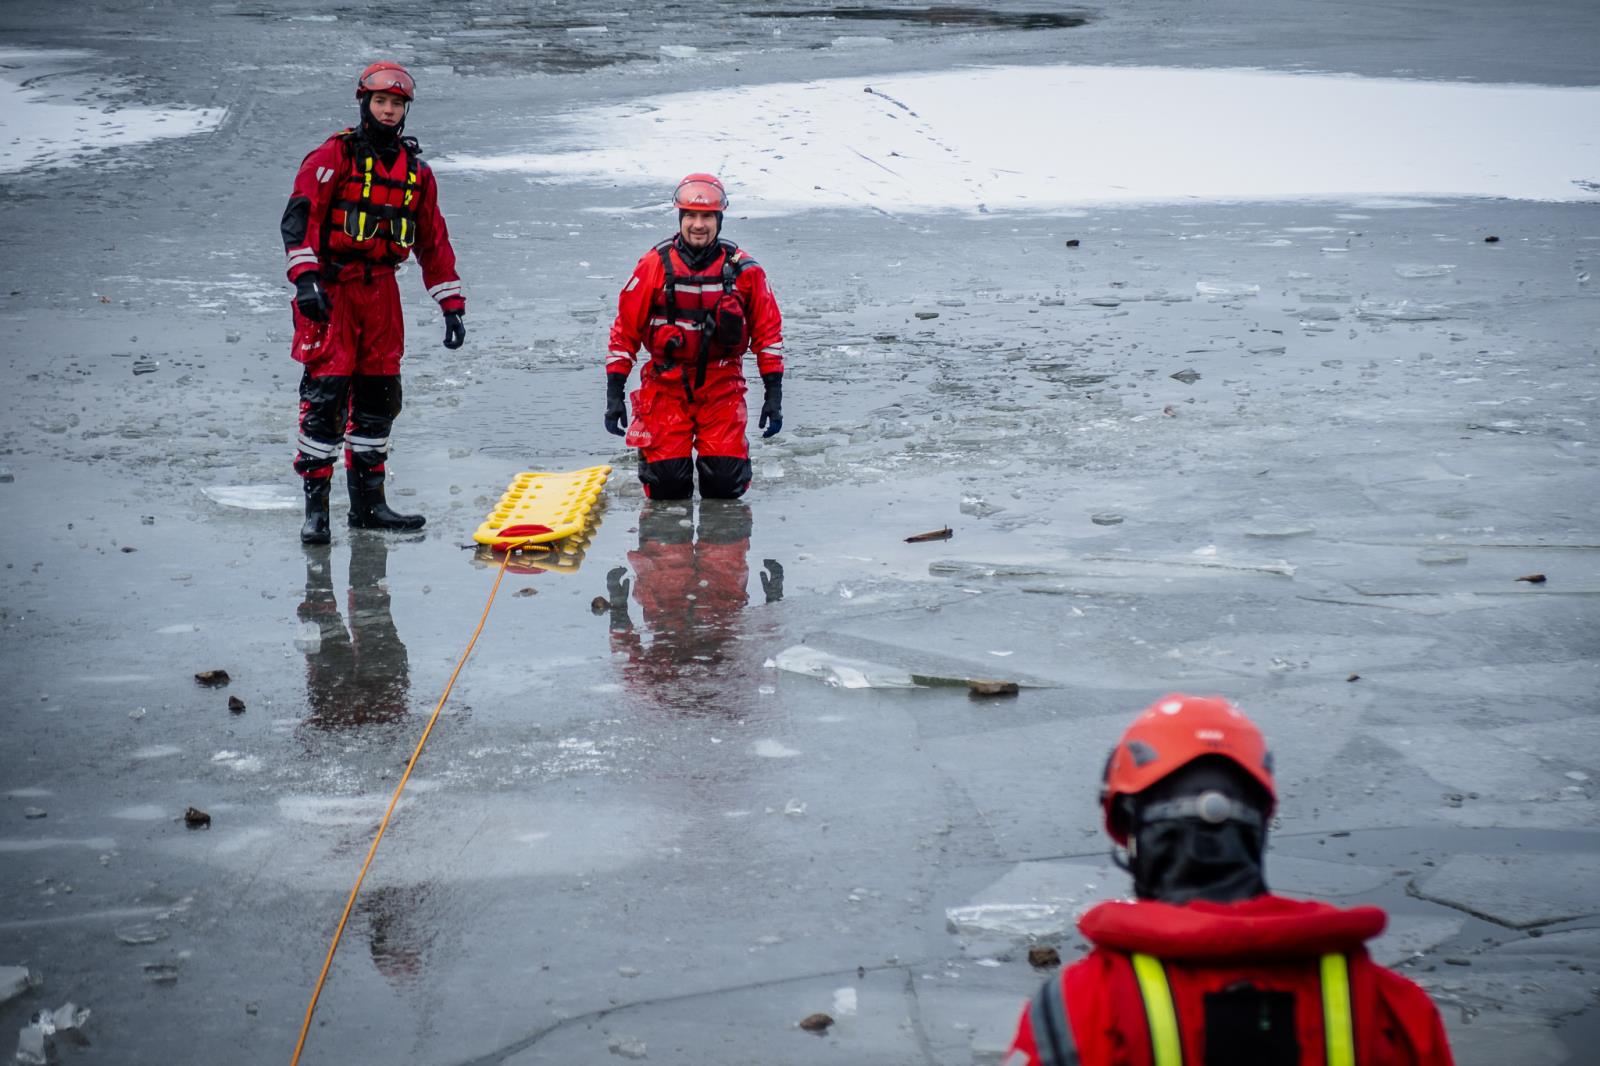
[1029,951,1356,1066]
[320,131,421,281]
[652,237,751,401]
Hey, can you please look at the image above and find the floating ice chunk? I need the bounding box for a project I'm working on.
[155,623,199,634]
[1245,519,1315,538]
[607,1036,647,1059]
[832,35,894,48]
[1393,263,1456,278]
[945,902,1068,939]
[294,621,322,653]
[114,924,167,946]
[659,45,698,58]
[773,646,919,689]
[0,967,33,1006]
[832,986,858,1017]
[1195,281,1259,298]
[783,799,807,817]
[1356,300,1454,321]
[566,25,608,34]
[753,739,801,759]
[201,485,299,511]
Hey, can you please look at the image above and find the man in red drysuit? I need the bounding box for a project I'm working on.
[603,173,785,499]
[281,61,466,545]
[1005,694,1455,1066]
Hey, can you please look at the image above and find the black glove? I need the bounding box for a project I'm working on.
[758,371,783,438]
[604,371,629,437]
[605,566,633,631]
[760,559,784,604]
[443,311,466,350]
[294,272,331,323]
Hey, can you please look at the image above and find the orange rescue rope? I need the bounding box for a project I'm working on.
[290,542,536,1065]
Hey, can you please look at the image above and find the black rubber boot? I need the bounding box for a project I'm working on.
[301,477,332,545]
[348,470,426,531]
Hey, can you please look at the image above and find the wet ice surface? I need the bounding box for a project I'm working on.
[3,2,1600,1064]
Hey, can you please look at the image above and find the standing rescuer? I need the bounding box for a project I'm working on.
[604,173,785,500]
[1006,694,1455,1066]
[281,61,467,545]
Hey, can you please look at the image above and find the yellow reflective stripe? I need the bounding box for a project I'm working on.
[1321,953,1355,1066]
[1130,953,1183,1066]
[361,155,373,200]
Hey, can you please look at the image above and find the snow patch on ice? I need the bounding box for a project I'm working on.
[752,738,801,759]
[443,65,1600,212]
[0,49,224,174]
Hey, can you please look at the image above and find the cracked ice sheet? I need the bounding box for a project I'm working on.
[0,49,224,174]
[1413,853,1600,927]
[442,66,1600,212]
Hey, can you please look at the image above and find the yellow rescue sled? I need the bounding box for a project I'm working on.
[472,465,612,549]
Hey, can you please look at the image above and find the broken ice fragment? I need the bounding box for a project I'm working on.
[22,808,46,820]
[115,925,167,946]
[200,485,298,511]
[142,962,180,984]
[946,902,1067,939]
[293,622,321,653]
[1195,281,1259,298]
[0,967,33,1006]
[607,1036,647,1059]
[1090,512,1124,526]
[1169,369,1200,385]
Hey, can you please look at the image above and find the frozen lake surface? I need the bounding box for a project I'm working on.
[1,2,1597,1064]
[446,64,1600,210]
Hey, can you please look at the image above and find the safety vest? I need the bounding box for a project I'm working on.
[323,132,420,271]
[1030,951,1356,1065]
[648,238,752,396]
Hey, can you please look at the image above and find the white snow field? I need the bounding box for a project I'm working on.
[445,64,1600,211]
[0,47,224,174]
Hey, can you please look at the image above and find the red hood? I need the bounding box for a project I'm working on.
[1079,894,1387,961]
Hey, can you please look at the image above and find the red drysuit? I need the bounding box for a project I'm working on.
[281,129,463,478]
[1007,895,1455,1066]
[607,236,783,498]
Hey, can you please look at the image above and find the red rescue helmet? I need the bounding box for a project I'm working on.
[356,61,415,101]
[674,173,728,212]
[1100,693,1276,845]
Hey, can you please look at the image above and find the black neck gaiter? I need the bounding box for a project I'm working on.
[674,213,723,271]
[358,97,404,163]
[1128,818,1268,904]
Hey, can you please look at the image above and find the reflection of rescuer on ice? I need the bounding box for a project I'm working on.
[1007,695,1455,1066]
[297,537,411,732]
[605,502,783,709]
[280,61,467,546]
[604,173,785,500]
